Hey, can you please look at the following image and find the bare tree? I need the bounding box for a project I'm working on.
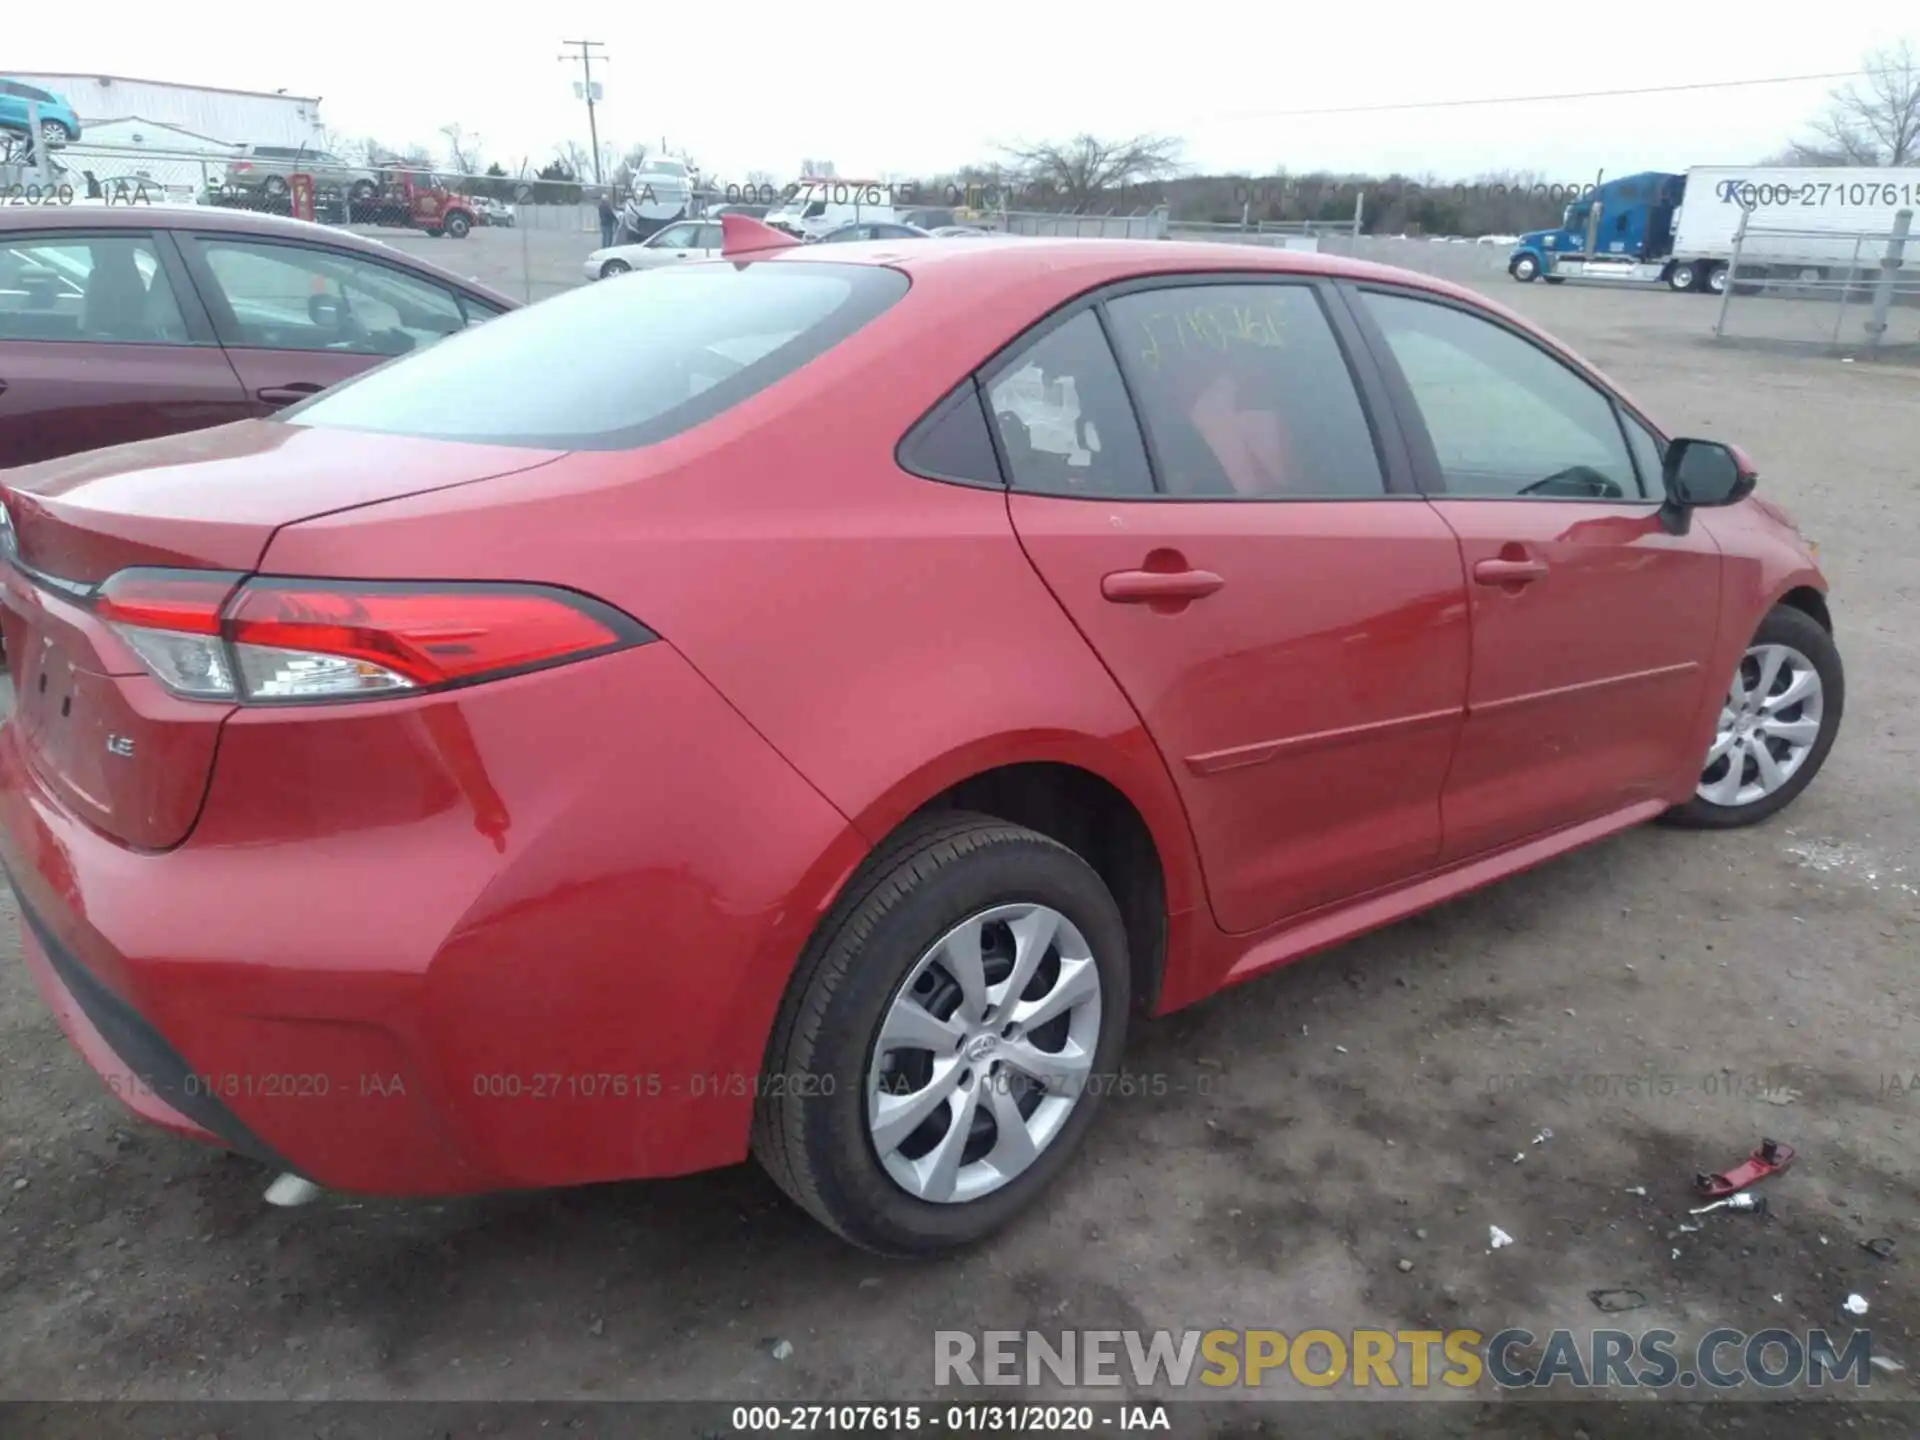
[1785,41,1920,165]
[441,123,483,177]
[1000,133,1184,209]
[611,144,652,190]
[556,140,593,186]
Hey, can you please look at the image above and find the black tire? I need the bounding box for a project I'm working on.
[1542,276,1566,285]
[1509,253,1540,283]
[1706,263,1729,296]
[599,259,630,278]
[423,227,444,238]
[444,211,471,239]
[263,174,290,199]
[349,179,376,203]
[1663,604,1843,830]
[753,811,1132,1257]
[1669,261,1699,292]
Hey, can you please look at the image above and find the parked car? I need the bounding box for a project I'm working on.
[472,196,515,227]
[898,207,959,230]
[0,79,81,145]
[0,203,514,467]
[931,225,994,238]
[809,221,932,244]
[219,145,380,205]
[584,218,724,279]
[763,182,897,241]
[0,234,1840,1258]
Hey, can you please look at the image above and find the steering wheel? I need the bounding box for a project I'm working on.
[1518,466,1626,499]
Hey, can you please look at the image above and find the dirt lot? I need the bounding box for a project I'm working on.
[2,245,1918,1433]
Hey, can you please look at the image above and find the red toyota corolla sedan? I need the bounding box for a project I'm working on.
[0,220,1841,1256]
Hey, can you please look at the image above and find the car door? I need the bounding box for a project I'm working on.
[175,234,503,413]
[639,222,701,266]
[1346,284,1722,860]
[0,227,249,467]
[692,223,725,259]
[991,280,1471,935]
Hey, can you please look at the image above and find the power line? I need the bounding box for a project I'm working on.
[559,39,608,186]
[1213,69,1863,121]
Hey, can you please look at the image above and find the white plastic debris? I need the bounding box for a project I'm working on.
[1532,1128,1553,1146]
[264,1174,322,1207]
[1773,1294,1785,1304]
[1334,1045,1349,1054]
[1843,1294,1870,1316]
[1625,1186,1648,1197]
[1489,1226,1514,1250]
[771,1339,795,1360]
[1672,1248,1682,1260]
[1871,1356,1905,1373]
[1512,1152,1527,1164]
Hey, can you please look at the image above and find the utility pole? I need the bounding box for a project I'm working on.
[559,39,608,186]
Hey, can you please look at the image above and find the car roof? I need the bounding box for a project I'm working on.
[734,235,1573,371]
[0,202,518,308]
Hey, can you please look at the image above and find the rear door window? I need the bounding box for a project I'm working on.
[983,309,1154,497]
[287,260,909,449]
[1105,283,1385,498]
[0,233,191,344]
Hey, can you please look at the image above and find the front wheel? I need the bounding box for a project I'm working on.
[599,259,631,278]
[753,812,1131,1256]
[1664,605,1843,829]
[263,174,290,199]
[1510,253,1539,282]
[41,120,72,146]
[444,211,471,239]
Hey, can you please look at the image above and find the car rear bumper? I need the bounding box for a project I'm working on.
[0,639,865,1195]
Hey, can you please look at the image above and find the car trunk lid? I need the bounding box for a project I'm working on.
[1,420,565,848]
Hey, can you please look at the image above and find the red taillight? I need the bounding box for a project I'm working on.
[96,570,241,635]
[226,581,636,688]
[91,570,652,704]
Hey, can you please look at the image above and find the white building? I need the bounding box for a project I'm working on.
[9,73,324,149]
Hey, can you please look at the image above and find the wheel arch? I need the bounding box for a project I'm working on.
[1775,583,1832,633]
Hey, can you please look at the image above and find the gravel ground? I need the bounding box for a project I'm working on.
[1,247,1916,1434]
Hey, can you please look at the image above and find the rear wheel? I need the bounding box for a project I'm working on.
[263,174,290,199]
[349,179,376,203]
[1706,263,1729,295]
[753,812,1131,1256]
[1664,605,1843,829]
[1669,261,1699,292]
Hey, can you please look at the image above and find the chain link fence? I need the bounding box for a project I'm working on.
[3,137,1541,308]
[1710,211,1918,356]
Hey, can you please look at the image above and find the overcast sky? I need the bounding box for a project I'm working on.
[28,7,1917,183]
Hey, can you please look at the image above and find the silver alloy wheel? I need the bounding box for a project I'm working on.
[41,121,69,145]
[1513,255,1538,281]
[1697,642,1824,807]
[1708,265,1728,294]
[866,902,1102,1205]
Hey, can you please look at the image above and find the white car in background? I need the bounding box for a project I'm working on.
[584,218,724,280]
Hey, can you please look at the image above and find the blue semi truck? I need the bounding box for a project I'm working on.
[1508,166,1920,294]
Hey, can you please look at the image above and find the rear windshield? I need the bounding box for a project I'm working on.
[285,260,907,450]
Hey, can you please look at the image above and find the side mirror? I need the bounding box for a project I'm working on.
[1664,437,1756,508]
[308,293,347,328]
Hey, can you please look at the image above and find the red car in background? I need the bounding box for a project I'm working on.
[0,221,1841,1256]
[0,203,513,469]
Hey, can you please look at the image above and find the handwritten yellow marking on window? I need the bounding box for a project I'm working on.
[1134,302,1288,370]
